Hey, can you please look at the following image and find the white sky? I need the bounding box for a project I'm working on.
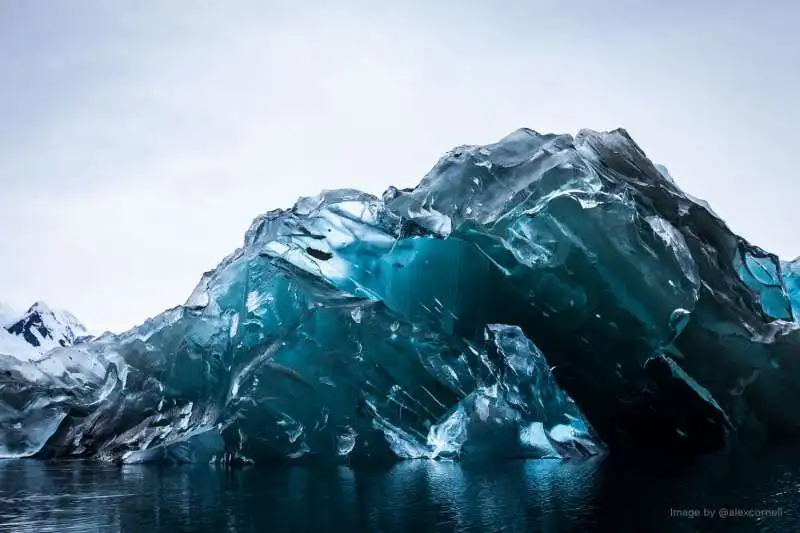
[1,0,798,333]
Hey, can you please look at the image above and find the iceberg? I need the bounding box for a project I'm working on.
[3,127,799,463]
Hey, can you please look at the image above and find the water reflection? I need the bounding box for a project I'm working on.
[0,450,797,532]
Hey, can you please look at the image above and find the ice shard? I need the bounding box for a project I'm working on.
[425,324,602,460]
[2,127,800,463]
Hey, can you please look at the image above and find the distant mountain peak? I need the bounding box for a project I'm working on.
[27,300,55,316]
[4,301,89,351]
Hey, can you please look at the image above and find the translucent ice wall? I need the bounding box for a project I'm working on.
[3,128,800,463]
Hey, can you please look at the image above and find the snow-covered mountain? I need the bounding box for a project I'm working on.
[1,301,91,355]
[0,327,40,363]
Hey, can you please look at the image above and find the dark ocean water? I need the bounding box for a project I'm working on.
[0,447,798,532]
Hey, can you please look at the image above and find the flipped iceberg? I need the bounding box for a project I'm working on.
[3,127,799,463]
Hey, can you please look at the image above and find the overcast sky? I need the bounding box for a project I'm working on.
[1,0,798,333]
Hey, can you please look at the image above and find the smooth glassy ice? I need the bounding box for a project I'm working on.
[2,127,799,463]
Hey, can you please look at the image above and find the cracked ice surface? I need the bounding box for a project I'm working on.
[3,127,800,463]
